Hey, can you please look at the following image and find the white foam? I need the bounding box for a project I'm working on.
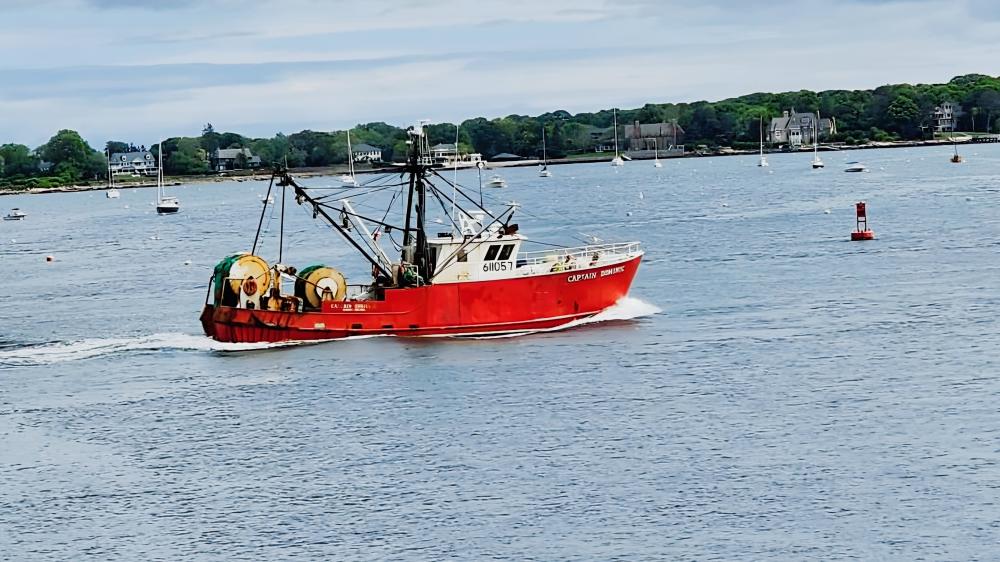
[565,296,662,327]
[0,332,294,367]
[1,299,661,365]
[427,296,661,339]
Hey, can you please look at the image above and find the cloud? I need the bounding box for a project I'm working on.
[1,0,998,147]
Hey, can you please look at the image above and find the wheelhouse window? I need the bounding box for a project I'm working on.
[498,244,515,260]
[457,249,468,262]
[484,245,501,261]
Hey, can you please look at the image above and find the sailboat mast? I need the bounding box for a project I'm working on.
[157,139,163,200]
[542,125,547,164]
[759,117,764,156]
[814,111,819,158]
[613,109,619,157]
[347,129,355,180]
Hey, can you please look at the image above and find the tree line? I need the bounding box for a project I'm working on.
[3,73,999,190]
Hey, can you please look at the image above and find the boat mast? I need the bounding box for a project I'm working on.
[759,117,764,157]
[613,109,620,159]
[157,139,163,202]
[347,129,356,182]
[542,125,547,167]
[953,119,959,157]
[814,111,819,157]
[401,125,432,281]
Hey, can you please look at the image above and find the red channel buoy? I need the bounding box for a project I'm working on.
[851,201,875,241]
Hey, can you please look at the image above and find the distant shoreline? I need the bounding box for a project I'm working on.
[0,137,989,198]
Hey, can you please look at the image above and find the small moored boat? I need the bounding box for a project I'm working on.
[844,161,868,173]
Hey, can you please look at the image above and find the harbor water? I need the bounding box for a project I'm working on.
[3,145,1000,559]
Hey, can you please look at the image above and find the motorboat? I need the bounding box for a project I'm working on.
[200,122,644,343]
[487,174,507,188]
[3,208,27,221]
[844,162,868,173]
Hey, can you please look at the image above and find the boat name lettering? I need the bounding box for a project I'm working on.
[482,261,512,272]
[568,265,626,283]
[340,303,370,312]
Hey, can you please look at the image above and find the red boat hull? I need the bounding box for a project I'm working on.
[201,255,642,343]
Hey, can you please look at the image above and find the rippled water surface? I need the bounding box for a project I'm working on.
[3,146,1000,560]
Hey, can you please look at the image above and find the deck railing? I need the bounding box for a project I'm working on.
[518,241,642,267]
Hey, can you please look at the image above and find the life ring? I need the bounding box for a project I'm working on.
[241,276,258,296]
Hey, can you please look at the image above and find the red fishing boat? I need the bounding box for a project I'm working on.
[200,123,643,343]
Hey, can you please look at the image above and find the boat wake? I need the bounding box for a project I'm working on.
[570,295,662,326]
[0,333,293,367]
[451,296,662,339]
[1,299,660,366]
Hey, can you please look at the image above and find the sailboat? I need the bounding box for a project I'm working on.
[811,111,825,169]
[539,126,552,177]
[611,109,624,166]
[758,116,769,167]
[105,152,120,198]
[339,129,358,185]
[155,140,179,214]
[950,122,963,163]
[200,121,644,343]
[653,138,663,168]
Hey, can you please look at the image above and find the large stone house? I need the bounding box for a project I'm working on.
[110,150,158,176]
[211,148,261,171]
[623,121,685,151]
[769,110,836,147]
[591,121,685,154]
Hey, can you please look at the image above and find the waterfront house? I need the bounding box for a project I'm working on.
[110,151,158,176]
[430,143,457,159]
[211,148,261,171]
[930,101,960,133]
[623,121,685,151]
[428,143,485,167]
[769,110,836,147]
[351,143,383,163]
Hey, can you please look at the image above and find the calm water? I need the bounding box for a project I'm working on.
[3,145,1000,560]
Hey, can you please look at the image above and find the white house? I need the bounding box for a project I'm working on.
[931,101,960,133]
[110,151,158,176]
[351,143,383,163]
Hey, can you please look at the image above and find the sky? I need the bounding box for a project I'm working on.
[1,0,998,148]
